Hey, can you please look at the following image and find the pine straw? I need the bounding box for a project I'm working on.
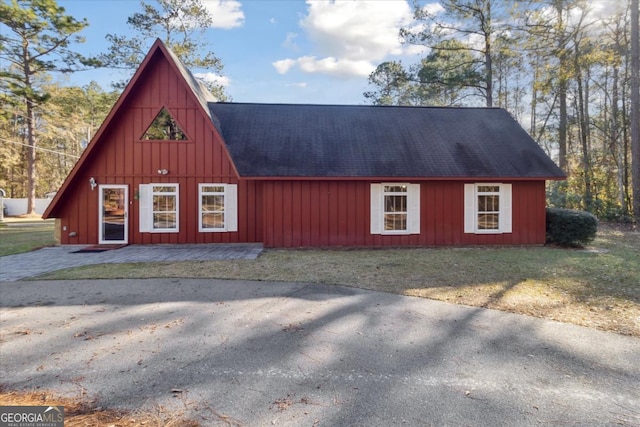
[0,386,200,427]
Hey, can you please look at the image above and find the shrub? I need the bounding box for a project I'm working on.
[546,208,598,247]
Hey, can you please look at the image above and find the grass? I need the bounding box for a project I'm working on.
[34,226,640,337]
[0,219,56,256]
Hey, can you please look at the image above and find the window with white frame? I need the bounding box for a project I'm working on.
[138,184,179,233]
[464,183,512,234]
[384,185,408,231]
[370,183,420,235]
[199,184,237,232]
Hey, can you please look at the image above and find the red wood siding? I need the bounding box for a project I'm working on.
[49,41,551,249]
[261,180,547,248]
[54,51,261,245]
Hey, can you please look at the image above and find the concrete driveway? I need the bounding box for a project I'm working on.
[1,278,639,426]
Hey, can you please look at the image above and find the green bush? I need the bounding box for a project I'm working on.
[546,208,598,247]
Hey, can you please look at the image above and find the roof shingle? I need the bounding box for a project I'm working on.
[208,103,565,179]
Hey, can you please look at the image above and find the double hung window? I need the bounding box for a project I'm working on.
[139,183,237,234]
[370,183,420,235]
[464,183,512,234]
[199,184,237,232]
[152,185,179,231]
[383,185,408,232]
[139,184,179,233]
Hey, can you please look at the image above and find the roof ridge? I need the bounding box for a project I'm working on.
[208,102,504,110]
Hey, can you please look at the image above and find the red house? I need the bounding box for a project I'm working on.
[43,39,565,248]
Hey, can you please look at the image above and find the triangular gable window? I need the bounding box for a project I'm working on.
[141,107,188,141]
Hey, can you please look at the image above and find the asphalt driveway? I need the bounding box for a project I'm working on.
[1,278,639,426]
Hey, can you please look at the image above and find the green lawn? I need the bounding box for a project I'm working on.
[0,220,56,256]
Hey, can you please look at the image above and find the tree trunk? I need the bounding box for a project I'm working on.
[574,43,592,212]
[555,1,568,174]
[613,66,628,214]
[23,39,37,216]
[484,0,493,107]
[575,47,592,211]
[631,0,640,222]
[26,100,36,215]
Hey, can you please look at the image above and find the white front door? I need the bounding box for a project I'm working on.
[99,185,128,244]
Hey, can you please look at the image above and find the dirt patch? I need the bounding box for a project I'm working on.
[599,221,638,233]
[0,387,200,427]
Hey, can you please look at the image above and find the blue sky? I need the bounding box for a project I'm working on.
[56,0,619,106]
[57,0,428,105]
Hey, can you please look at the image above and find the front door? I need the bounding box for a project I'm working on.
[99,185,128,244]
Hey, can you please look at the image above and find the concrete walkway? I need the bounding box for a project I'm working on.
[1,278,639,426]
[0,243,263,281]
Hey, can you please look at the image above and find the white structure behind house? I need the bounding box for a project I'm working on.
[2,198,54,216]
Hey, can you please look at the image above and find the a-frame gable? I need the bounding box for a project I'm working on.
[44,39,238,218]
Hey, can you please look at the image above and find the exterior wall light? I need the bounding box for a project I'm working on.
[89,177,97,190]
[157,169,169,175]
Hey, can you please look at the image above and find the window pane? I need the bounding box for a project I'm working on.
[153,195,176,211]
[384,214,407,231]
[478,195,499,212]
[478,185,499,193]
[202,186,225,193]
[142,108,187,141]
[199,184,227,232]
[153,186,175,193]
[202,212,224,229]
[153,213,176,229]
[202,195,224,212]
[385,195,407,212]
[384,185,407,193]
[478,213,499,230]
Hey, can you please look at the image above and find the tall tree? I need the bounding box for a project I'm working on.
[364,40,481,107]
[364,61,412,105]
[35,82,118,194]
[0,0,91,214]
[99,0,228,99]
[519,0,590,186]
[416,39,483,106]
[401,0,501,107]
[631,0,640,221]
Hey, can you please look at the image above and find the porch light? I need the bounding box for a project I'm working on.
[89,177,97,190]
[157,169,169,175]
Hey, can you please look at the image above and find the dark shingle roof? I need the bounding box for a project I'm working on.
[208,103,565,179]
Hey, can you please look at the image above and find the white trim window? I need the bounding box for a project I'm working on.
[464,183,512,234]
[370,183,420,235]
[199,183,237,232]
[139,183,179,233]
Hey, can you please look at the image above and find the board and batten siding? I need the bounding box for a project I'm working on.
[261,180,547,247]
[53,50,262,245]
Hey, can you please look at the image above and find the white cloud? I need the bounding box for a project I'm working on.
[283,32,299,50]
[270,17,277,25]
[274,56,375,78]
[273,59,296,74]
[274,0,414,78]
[298,56,375,77]
[290,82,308,88]
[195,72,230,87]
[301,0,413,60]
[422,2,444,16]
[204,0,245,29]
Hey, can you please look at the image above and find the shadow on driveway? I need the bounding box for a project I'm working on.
[1,278,639,426]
